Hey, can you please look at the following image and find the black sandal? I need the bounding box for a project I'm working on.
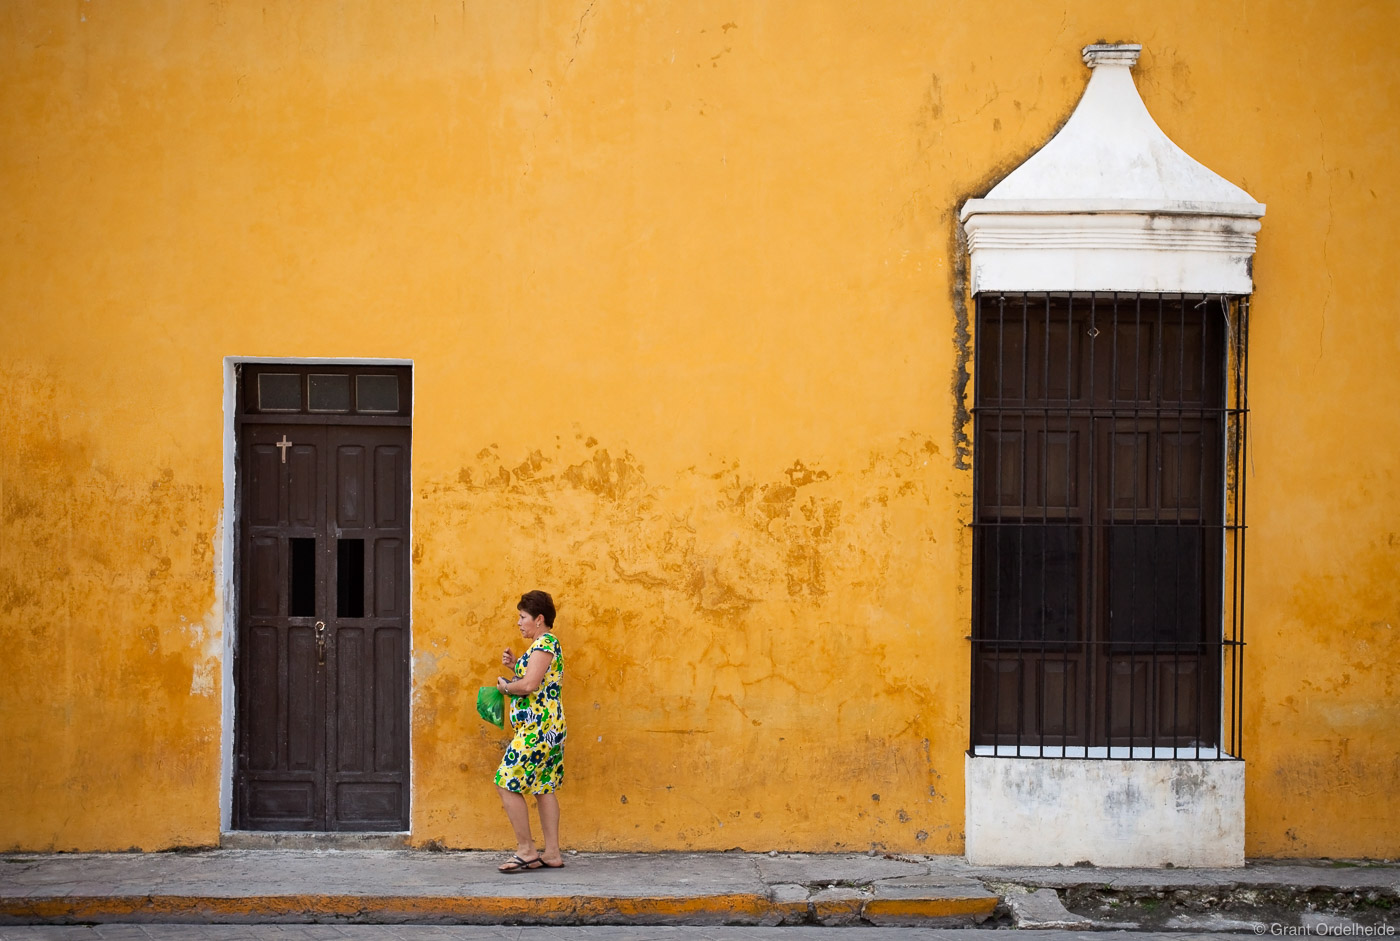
[499,854,545,873]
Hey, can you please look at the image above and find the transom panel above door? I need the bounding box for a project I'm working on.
[234,364,412,831]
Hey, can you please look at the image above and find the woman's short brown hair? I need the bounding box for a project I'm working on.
[517,590,556,627]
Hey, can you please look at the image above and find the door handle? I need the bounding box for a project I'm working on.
[315,621,327,666]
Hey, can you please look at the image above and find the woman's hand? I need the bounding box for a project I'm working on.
[501,648,514,668]
[496,676,510,694]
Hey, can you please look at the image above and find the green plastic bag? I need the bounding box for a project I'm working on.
[476,686,505,728]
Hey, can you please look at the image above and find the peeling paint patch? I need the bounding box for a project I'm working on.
[948,221,973,471]
[0,364,223,850]
[410,430,961,851]
[184,602,223,697]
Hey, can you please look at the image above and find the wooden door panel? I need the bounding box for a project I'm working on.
[336,445,367,527]
[1161,432,1204,511]
[248,537,280,617]
[976,312,1027,402]
[374,447,405,527]
[245,625,281,771]
[1107,658,1151,742]
[247,782,316,823]
[373,627,406,772]
[980,430,1026,511]
[975,656,1026,740]
[288,444,318,528]
[337,782,402,823]
[248,446,282,526]
[1161,320,1209,403]
[1109,322,1154,402]
[1157,658,1202,740]
[1037,657,1080,738]
[287,626,319,772]
[1162,656,1219,746]
[1038,429,1081,509]
[373,538,404,617]
[335,626,368,773]
[1109,431,1151,511]
[1043,318,1085,400]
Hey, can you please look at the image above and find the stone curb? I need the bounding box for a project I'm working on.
[0,890,999,927]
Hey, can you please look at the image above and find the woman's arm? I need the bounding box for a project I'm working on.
[498,651,553,696]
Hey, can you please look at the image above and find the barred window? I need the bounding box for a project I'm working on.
[970,293,1247,759]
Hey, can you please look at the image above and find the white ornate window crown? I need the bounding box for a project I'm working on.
[961,43,1265,294]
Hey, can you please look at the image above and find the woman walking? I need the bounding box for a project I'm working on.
[494,590,567,872]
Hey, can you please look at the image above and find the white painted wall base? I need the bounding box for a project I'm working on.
[964,754,1245,868]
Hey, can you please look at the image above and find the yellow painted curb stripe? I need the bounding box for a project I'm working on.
[5,894,771,924]
[864,896,1000,918]
[0,892,997,924]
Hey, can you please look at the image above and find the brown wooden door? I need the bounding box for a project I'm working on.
[235,414,411,830]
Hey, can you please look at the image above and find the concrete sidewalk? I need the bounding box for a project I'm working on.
[1,850,1397,930]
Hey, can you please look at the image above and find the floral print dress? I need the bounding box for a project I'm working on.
[494,632,566,794]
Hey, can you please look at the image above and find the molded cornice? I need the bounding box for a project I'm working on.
[961,44,1265,295]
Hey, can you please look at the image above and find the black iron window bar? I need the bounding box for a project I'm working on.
[968,292,1247,760]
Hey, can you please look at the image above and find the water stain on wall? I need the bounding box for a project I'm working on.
[412,429,959,851]
[0,365,222,850]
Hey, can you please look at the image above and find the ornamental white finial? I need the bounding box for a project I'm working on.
[1082,43,1141,69]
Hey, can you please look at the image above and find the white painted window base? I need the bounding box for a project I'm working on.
[964,754,1245,868]
[972,745,1228,760]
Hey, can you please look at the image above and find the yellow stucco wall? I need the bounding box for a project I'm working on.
[1,1,1396,856]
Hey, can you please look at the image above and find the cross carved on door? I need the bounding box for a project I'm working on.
[276,435,293,463]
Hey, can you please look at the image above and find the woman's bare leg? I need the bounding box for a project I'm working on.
[535,792,562,865]
[497,787,537,867]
